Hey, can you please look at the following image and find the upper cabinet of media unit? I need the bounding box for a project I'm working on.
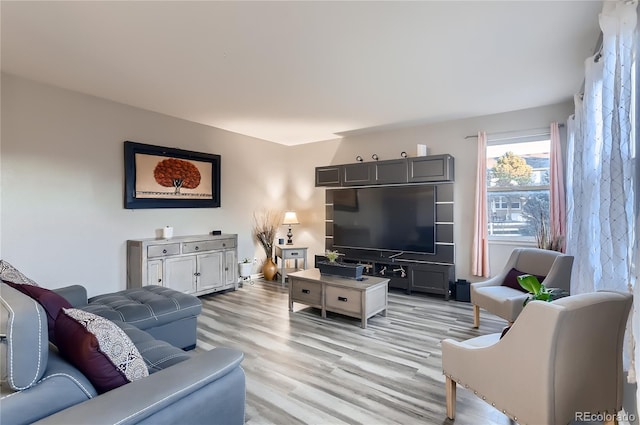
[315,166,342,186]
[407,154,455,183]
[315,154,454,187]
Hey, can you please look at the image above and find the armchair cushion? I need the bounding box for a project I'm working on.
[55,308,148,393]
[5,282,72,345]
[501,268,545,292]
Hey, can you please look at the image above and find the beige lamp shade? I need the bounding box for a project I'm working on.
[282,211,300,225]
[283,211,299,244]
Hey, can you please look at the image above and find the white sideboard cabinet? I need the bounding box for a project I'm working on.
[127,234,238,296]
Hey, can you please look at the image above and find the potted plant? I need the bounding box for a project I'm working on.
[516,274,568,306]
[253,210,281,280]
[530,212,564,252]
[239,258,253,279]
[324,249,343,263]
[318,250,364,280]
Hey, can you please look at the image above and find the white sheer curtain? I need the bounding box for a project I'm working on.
[566,0,637,373]
[472,131,490,277]
[567,1,636,295]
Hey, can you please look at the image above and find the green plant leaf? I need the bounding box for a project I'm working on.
[535,292,552,302]
[517,274,541,294]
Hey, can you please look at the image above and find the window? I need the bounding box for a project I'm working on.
[486,138,550,239]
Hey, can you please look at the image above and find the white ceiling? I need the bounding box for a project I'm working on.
[1,1,602,146]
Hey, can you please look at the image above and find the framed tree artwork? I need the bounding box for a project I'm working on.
[124,141,221,209]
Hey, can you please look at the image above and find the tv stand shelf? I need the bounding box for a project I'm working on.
[315,255,453,300]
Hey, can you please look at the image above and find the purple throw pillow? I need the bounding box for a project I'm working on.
[501,268,546,292]
[5,282,72,344]
[55,308,148,394]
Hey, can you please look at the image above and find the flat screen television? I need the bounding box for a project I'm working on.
[332,185,436,255]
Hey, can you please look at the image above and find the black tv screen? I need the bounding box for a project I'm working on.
[332,185,436,255]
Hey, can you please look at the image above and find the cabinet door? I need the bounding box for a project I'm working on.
[315,166,342,187]
[408,155,454,182]
[224,250,237,287]
[374,159,408,184]
[343,163,373,186]
[411,264,453,300]
[164,257,197,294]
[147,259,164,286]
[197,252,224,291]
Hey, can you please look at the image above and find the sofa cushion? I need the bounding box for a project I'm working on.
[83,285,202,331]
[501,268,546,292]
[114,321,191,374]
[0,349,98,425]
[0,282,49,390]
[55,308,149,393]
[4,282,72,345]
[0,260,39,286]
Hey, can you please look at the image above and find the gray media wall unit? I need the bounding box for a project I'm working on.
[127,234,238,296]
[315,154,454,187]
[316,154,455,299]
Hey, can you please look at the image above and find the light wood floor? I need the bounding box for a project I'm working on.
[195,279,514,425]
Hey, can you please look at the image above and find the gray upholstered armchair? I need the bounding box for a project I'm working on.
[442,291,632,425]
[471,247,573,327]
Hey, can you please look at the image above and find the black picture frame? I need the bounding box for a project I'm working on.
[124,141,221,209]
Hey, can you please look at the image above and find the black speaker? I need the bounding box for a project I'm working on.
[455,279,470,302]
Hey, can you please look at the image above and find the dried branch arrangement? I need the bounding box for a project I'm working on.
[253,209,282,259]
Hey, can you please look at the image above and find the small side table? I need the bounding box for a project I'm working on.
[275,245,308,287]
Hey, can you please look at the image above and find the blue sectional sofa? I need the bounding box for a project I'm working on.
[0,282,246,424]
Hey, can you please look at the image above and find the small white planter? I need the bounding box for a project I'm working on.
[239,262,252,278]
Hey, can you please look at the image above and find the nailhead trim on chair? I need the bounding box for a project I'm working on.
[443,372,519,424]
[443,371,622,425]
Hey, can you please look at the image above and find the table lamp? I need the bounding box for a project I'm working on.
[282,211,300,245]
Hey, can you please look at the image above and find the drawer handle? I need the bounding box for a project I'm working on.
[162,249,167,254]
[223,243,226,247]
[195,246,199,251]
[302,289,310,294]
[338,296,348,302]
[291,252,299,256]
[158,278,162,283]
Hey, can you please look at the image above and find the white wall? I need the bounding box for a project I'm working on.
[1,73,288,296]
[1,73,574,296]
[284,139,341,261]
[290,101,574,281]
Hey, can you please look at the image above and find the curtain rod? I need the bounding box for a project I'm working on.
[464,123,564,140]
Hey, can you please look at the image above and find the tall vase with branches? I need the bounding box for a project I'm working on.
[253,210,281,280]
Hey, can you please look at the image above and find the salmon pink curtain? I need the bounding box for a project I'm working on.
[472,131,490,277]
[549,122,566,251]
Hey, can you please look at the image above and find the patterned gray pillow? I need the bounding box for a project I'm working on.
[55,308,149,393]
[0,260,39,286]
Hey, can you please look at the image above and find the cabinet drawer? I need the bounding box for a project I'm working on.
[148,243,180,258]
[290,279,322,306]
[183,239,235,253]
[283,249,305,259]
[325,286,361,314]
